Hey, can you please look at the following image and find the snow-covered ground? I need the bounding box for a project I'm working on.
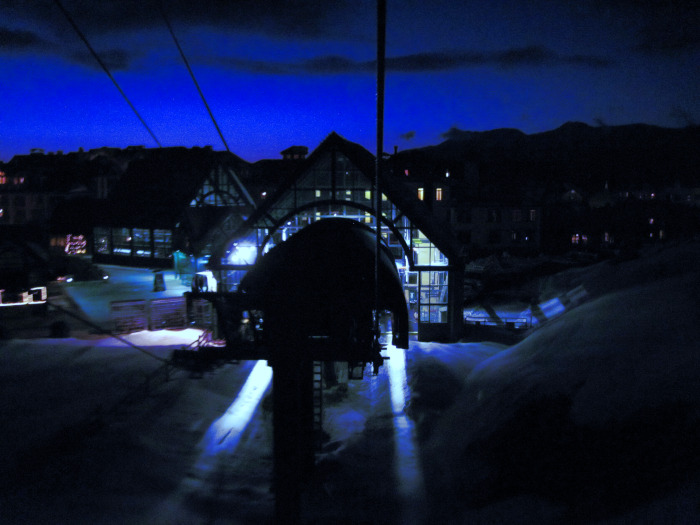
[1,240,699,524]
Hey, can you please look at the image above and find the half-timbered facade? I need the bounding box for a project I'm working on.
[209,133,463,341]
[92,147,253,270]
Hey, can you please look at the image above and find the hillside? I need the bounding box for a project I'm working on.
[395,122,700,195]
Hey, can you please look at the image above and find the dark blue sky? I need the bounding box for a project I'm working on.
[1,0,698,162]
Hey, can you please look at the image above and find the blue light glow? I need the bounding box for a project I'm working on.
[198,360,272,457]
[539,297,566,319]
[226,242,258,265]
[386,342,427,523]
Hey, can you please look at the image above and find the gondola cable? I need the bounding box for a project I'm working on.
[52,0,162,148]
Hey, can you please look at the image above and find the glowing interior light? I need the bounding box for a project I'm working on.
[386,342,427,522]
[386,343,407,414]
[199,360,272,456]
[539,297,566,319]
[227,242,257,265]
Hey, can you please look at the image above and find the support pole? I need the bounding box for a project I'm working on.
[375,0,386,335]
[272,351,314,524]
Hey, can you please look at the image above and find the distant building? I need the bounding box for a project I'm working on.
[280,146,308,160]
[90,147,254,272]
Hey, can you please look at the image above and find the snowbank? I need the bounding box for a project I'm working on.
[408,241,700,523]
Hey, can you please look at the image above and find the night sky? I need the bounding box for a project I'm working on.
[1,0,698,162]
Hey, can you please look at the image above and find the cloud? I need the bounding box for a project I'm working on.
[2,0,348,40]
[69,48,135,72]
[595,0,700,54]
[635,21,700,54]
[215,46,612,75]
[0,26,49,51]
[0,24,133,71]
[400,131,416,141]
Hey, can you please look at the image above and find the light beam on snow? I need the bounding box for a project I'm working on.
[540,297,566,319]
[200,360,272,457]
[387,341,408,415]
[386,341,427,524]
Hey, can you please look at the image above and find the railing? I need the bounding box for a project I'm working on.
[464,315,530,330]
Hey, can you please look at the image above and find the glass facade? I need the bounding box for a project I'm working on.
[112,227,132,255]
[95,227,172,261]
[95,227,111,255]
[132,228,151,257]
[153,229,171,259]
[219,150,450,325]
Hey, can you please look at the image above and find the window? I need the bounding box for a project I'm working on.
[153,229,171,258]
[571,233,588,245]
[435,188,443,201]
[95,227,111,255]
[132,228,151,257]
[112,227,131,255]
[487,209,501,223]
[417,187,424,201]
[512,209,523,222]
[529,209,537,222]
[419,270,448,323]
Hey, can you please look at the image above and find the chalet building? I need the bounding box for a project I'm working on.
[280,145,308,160]
[390,151,542,257]
[90,147,254,271]
[449,202,541,257]
[1,147,145,254]
[208,132,464,342]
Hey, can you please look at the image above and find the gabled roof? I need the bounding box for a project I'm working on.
[102,147,249,229]
[220,132,461,261]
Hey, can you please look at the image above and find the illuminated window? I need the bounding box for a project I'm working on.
[0,208,3,217]
[315,190,321,198]
[417,188,424,201]
[153,229,171,258]
[95,227,111,254]
[571,233,588,245]
[364,190,372,200]
[0,172,6,184]
[445,171,450,178]
[435,188,443,201]
[382,193,387,201]
[112,228,131,255]
[132,228,151,257]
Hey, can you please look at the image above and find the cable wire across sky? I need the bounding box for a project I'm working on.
[52,0,162,148]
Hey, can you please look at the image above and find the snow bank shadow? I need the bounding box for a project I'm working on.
[461,394,700,522]
[406,342,505,440]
